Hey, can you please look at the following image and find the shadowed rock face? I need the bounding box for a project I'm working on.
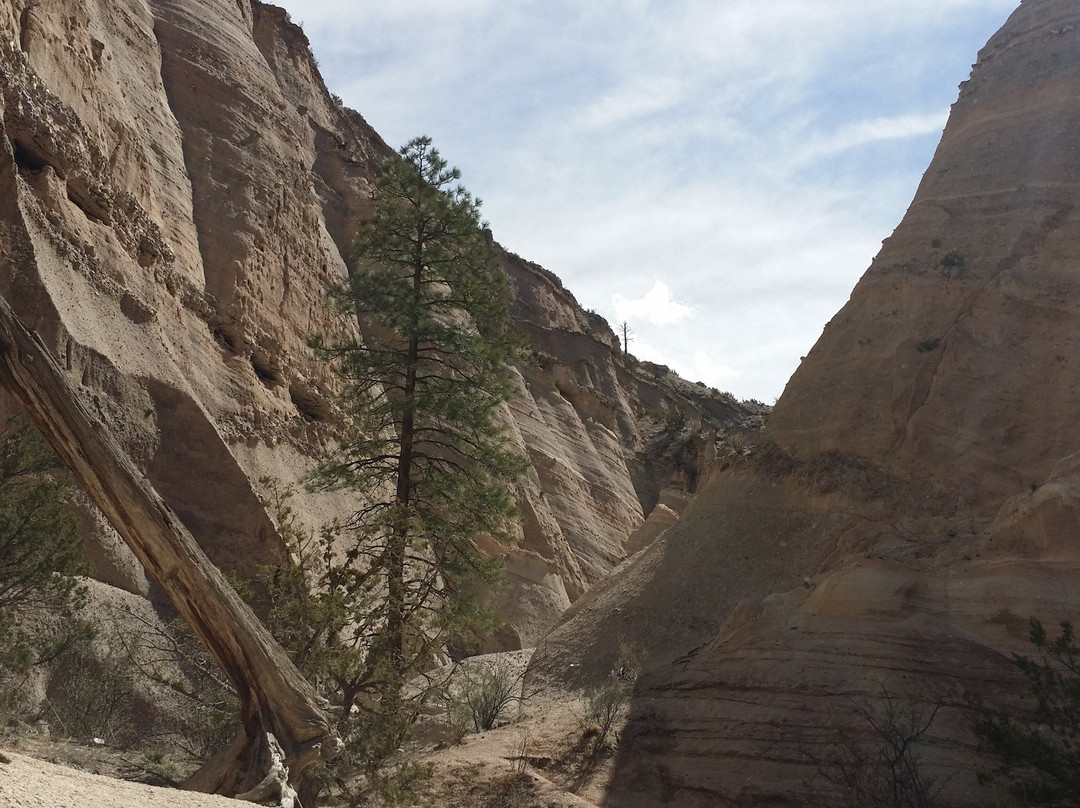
[526,1,1080,805]
[0,0,756,642]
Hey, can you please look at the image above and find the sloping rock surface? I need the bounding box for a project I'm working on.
[528,1,1080,805]
[0,0,759,647]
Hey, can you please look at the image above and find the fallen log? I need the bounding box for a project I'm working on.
[0,295,340,801]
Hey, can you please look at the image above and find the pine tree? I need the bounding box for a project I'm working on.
[305,136,525,779]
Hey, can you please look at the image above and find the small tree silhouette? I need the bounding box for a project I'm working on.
[619,321,634,358]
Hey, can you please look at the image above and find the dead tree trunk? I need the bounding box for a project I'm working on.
[0,295,340,800]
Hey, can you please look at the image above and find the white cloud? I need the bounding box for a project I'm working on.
[613,282,693,327]
[795,110,950,164]
[690,352,742,385]
[575,77,684,131]
[297,1,1022,401]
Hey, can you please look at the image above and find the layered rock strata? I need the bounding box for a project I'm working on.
[0,0,758,647]
[529,1,1080,804]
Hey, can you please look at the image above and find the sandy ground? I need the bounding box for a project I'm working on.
[0,751,245,808]
[0,716,608,808]
[0,706,609,808]
[0,649,617,808]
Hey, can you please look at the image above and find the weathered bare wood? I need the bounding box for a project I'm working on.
[0,295,340,799]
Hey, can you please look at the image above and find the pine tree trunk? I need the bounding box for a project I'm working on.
[385,259,423,683]
[0,296,340,801]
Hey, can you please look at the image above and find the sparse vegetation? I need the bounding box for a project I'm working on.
[112,607,239,763]
[650,407,696,467]
[578,643,640,752]
[817,683,945,808]
[969,618,1080,805]
[939,251,965,272]
[0,414,92,721]
[443,659,527,737]
[44,641,138,747]
[580,676,633,751]
[483,771,538,808]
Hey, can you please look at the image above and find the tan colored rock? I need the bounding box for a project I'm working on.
[769,0,1080,511]
[622,502,678,557]
[529,2,1080,805]
[0,0,756,650]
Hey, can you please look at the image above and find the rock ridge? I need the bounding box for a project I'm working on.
[527,1,1080,804]
[0,0,761,648]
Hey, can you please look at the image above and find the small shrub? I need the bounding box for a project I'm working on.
[579,644,641,751]
[444,659,525,737]
[511,729,530,774]
[817,683,945,808]
[483,771,537,808]
[581,677,633,750]
[364,759,434,808]
[662,408,688,434]
[0,415,92,720]
[114,608,239,761]
[45,641,138,746]
[939,252,964,271]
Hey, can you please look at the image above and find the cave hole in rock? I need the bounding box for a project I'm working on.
[251,351,283,388]
[211,324,240,354]
[11,139,47,173]
[66,186,105,224]
[289,382,331,422]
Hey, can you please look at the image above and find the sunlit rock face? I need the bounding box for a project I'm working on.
[0,1,756,642]
[770,0,1080,512]
[527,2,1080,805]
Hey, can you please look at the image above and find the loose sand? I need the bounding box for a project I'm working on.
[0,752,244,808]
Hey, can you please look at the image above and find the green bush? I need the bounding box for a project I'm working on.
[112,607,239,762]
[939,251,964,271]
[0,414,92,720]
[970,618,1080,804]
[44,642,137,746]
[579,644,641,751]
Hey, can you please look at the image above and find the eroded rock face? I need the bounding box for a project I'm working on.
[529,1,1080,804]
[0,1,758,643]
[770,0,1080,511]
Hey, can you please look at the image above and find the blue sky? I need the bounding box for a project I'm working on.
[293,1,1020,403]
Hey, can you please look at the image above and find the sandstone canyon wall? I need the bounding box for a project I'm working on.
[529,1,1080,805]
[0,0,759,651]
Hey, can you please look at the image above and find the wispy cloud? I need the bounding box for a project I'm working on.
[795,111,950,164]
[575,77,685,131]
[298,1,1020,400]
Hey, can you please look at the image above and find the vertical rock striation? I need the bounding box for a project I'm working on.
[0,0,757,647]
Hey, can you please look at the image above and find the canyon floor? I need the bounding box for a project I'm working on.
[0,650,619,808]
